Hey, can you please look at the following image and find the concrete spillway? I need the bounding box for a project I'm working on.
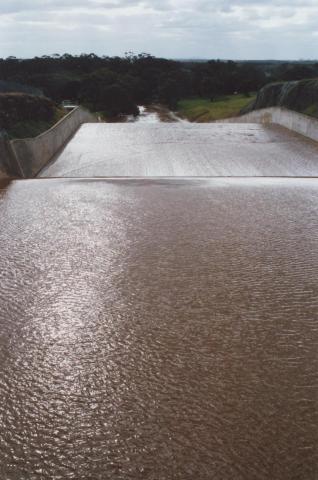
[40,122,318,177]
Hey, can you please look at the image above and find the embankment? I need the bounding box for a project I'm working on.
[242,79,318,118]
[0,93,55,136]
[0,137,20,177]
[7,107,96,177]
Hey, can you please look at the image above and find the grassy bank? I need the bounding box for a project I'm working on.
[0,93,66,139]
[7,108,65,139]
[177,95,255,122]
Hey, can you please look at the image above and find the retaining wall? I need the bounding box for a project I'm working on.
[0,139,9,178]
[0,136,23,178]
[219,107,318,143]
[0,138,10,177]
[10,107,96,177]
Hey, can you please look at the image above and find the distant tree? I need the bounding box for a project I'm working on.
[159,78,180,108]
[80,69,138,116]
[0,53,299,118]
[236,65,266,93]
[281,65,316,81]
[200,76,222,99]
[270,63,318,83]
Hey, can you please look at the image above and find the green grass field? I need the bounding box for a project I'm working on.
[177,95,255,122]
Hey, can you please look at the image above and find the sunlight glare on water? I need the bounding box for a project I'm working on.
[0,178,317,479]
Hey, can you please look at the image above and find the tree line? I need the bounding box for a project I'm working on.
[0,53,318,117]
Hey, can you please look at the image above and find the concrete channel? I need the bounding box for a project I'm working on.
[40,122,318,177]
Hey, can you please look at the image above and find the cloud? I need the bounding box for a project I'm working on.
[0,0,317,59]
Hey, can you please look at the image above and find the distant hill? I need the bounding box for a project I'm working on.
[0,80,43,96]
[242,78,318,118]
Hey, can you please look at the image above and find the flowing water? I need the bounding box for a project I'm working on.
[125,106,156,123]
[125,105,185,124]
[40,122,318,178]
[0,177,317,480]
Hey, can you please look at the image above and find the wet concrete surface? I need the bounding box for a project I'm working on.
[0,177,317,479]
[40,123,318,178]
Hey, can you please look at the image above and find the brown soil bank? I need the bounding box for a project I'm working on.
[243,78,318,118]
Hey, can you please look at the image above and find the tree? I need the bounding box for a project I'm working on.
[158,78,180,109]
[80,69,138,116]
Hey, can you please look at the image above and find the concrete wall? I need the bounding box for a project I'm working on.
[0,136,24,178]
[219,107,318,143]
[10,107,96,177]
[0,139,9,178]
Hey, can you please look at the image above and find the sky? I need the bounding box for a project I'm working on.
[0,0,318,60]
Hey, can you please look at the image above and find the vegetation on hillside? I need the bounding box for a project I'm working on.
[1,54,318,128]
[0,54,267,118]
[242,78,318,118]
[177,94,256,122]
[0,80,43,96]
[7,110,65,139]
[0,93,64,139]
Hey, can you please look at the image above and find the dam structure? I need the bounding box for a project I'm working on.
[40,121,318,177]
[0,114,318,479]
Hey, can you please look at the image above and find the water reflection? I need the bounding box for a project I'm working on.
[0,178,317,479]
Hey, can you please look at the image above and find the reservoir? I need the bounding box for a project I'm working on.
[0,177,317,479]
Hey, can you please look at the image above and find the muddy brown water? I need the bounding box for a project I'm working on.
[0,178,317,479]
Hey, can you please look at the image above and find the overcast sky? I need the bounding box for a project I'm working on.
[0,0,317,59]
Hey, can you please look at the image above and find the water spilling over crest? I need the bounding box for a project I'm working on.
[40,122,318,178]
